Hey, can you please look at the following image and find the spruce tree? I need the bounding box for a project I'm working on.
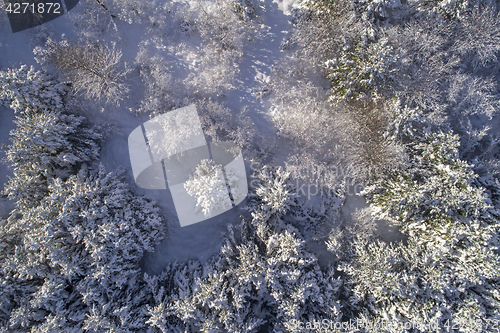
[348,131,500,331]
[0,166,165,332]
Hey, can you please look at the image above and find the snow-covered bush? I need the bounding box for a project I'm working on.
[67,0,118,41]
[133,50,183,117]
[39,38,129,105]
[105,0,153,24]
[230,0,261,21]
[133,1,260,121]
[0,166,165,332]
[335,99,406,181]
[270,68,404,183]
[389,18,455,115]
[447,73,499,156]
[184,159,235,216]
[174,0,258,99]
[270,79,334,151]
[180,0,248,57]
[295,0,361,67]
[452,5,500,70]
[269,75,352,184]
[196,99,256,150]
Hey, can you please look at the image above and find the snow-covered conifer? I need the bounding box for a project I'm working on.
[0,166,165,332]
[184,159,238,216]
[0,65,67,113]
[323,36,398,101]
[409,0,495,19]
[350,130,500,331]
[4,107,101,208]
[146,218,342,332]
[249,166,298,223]
[352,0,402,25]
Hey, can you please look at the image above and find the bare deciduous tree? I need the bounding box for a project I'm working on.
[453,5,500,70]
[44,39,129,105]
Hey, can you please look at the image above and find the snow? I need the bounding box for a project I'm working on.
[221,0,296,138]
[0,107,15,218]
[272,0,302,15]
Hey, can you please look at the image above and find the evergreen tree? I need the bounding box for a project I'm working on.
[4,107,101,209]
[145,172,342,332]
[348,130,500,331]
[1,66,101,209]
[409,0,495,19]
[146,218,342,333]
[0,166,165,332]
[184,159,241,217]
[0,65,67,113]
[248,166,298,224]
[323,36,398,101]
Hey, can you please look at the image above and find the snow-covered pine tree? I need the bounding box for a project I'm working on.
[0,65,68,113]
[1,66,101,209]
[144,260,203,333]
[4,106,101,209]
[184,159,240,217]
[323,35,398,101]
[409,0,496,19]
[0,166,165,332]
[352,0,402,26]
[145,170,346,332]
[347,130,500,332]
[248,166,298,224]
[145,217,343,333]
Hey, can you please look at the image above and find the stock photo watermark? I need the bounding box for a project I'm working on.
[128,104,248,227]
[4,0,80,33]
[248,161,364,200]
[288,318,500,332]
